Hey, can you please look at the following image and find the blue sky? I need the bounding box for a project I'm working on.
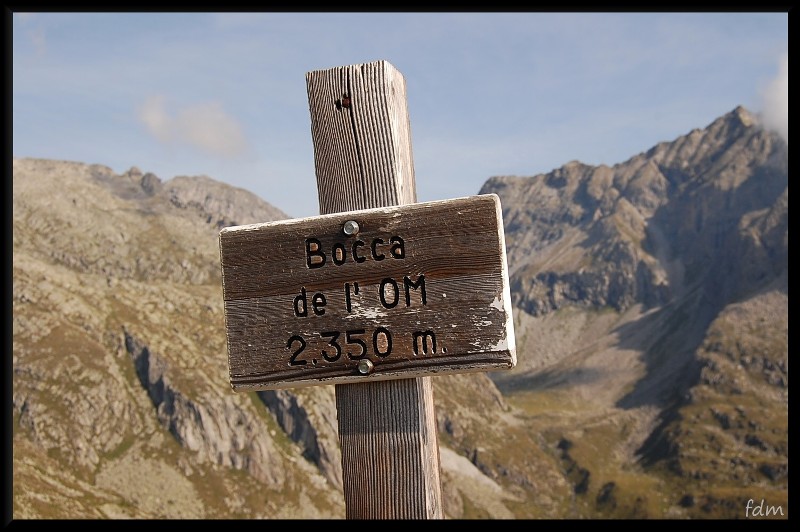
[13,12,788,219]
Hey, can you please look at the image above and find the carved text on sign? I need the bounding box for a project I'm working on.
[219,194,516,390]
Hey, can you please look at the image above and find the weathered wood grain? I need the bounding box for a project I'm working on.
[219,194,516,391]
[306,59,416,215]
[306,59,443,520]
[219,59,516,519]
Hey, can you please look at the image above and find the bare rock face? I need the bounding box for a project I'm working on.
[483,107,787,320]
[12,159,344,518]
[482,107,787,518]
[165,174,288,228]
[123,330,288,488]
[256,387,343,490]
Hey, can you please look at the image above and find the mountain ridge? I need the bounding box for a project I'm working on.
[11,104,787,519]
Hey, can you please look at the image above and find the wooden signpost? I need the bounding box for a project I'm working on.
[220,195,515,390]
[219,60,516,519]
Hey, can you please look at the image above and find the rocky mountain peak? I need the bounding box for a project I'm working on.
[731,104,755,126]
[482,106,786,320]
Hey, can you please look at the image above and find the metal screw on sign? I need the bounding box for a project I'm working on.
[357,359,374,375]
[343,220,360,236]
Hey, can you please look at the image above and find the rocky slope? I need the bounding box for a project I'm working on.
[11,158,542,519]
[481,106,788,518]
[11,105,788,519]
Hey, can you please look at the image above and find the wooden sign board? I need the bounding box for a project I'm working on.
[219,193,516,391]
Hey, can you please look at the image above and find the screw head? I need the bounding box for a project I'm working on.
[357,359,374,375]
[343,220,360,236]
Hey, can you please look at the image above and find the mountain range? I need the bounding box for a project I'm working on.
[11,105,787,519]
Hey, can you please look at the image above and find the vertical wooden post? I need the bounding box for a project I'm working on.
[306,60,443,519]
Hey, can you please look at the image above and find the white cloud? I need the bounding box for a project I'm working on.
[177,102,248,158]
[759,51,788,143]
[137,95,249,158]
[138,95,172,143]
